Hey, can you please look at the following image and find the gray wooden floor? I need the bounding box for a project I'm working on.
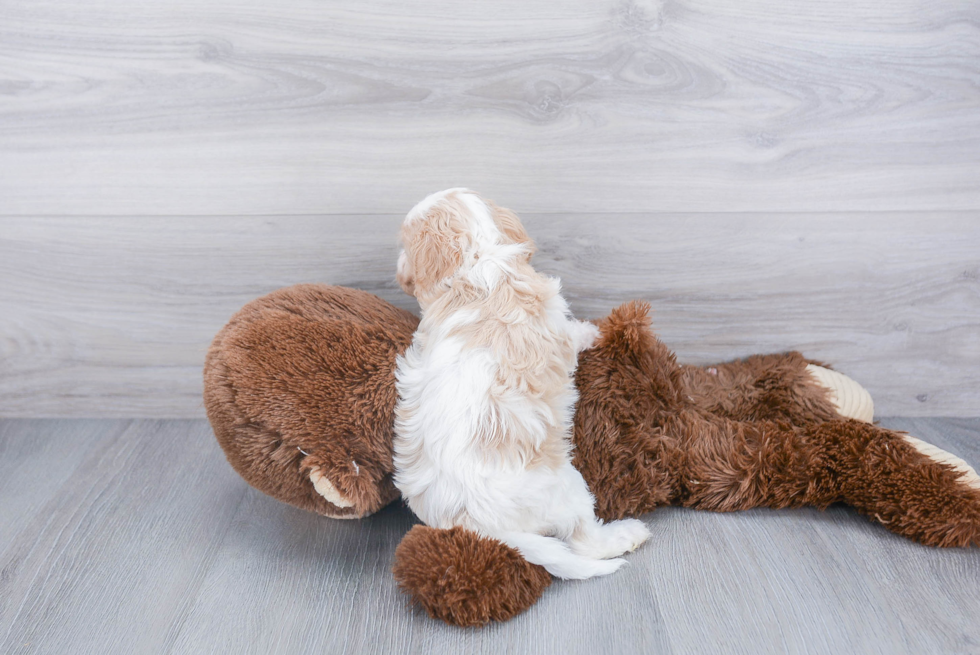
[1,417,978,655]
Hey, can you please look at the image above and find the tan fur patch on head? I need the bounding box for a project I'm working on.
[399,190,539,303]
[399,197,470,303]
[483,197,537,260]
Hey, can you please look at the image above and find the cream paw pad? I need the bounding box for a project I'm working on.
[805,364,875,423]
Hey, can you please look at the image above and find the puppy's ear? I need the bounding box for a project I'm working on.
[401,209,464,300]
[488,202,537,260]
[396,249,415,296]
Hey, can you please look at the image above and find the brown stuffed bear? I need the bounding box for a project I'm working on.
[204,284,980,627]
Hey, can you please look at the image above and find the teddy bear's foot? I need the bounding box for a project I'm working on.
[900,434,980,492]
[309,467,359,517]
[805,365,874,423]
[803,421,980,547]
[866,430,980,547]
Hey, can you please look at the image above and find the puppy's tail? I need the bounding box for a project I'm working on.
[493,531,625,580]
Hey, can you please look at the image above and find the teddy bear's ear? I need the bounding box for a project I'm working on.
[597,300,654,353]
[393,525,551,626]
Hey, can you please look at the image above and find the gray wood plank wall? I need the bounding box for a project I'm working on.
[1,215,977,417]
[1,0,979,418]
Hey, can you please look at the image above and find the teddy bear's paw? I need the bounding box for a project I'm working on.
[805,364,874,423]
[309,467,359,515]
[900,434,980,492]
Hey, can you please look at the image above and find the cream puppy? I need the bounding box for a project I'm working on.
[393,188,650,579]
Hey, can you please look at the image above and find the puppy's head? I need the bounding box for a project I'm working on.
[397,189,536,303]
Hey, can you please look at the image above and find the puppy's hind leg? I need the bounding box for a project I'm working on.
[495,531,626,580]
[570,518,651,560]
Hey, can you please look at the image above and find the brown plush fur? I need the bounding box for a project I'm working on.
[204,286,980,626]
[574,301,980,545]
[393,526,552,626]
[204,284,418,518]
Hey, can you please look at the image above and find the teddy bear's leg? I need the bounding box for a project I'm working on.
[678,416,812,513]
[681,352,872,426]
[805,421,980,546]
[393,525,551,627]
[680,417,980,547]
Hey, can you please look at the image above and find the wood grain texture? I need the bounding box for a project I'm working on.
[0,418,977,654]
[0,420,247,655]
[1,214,977,417]
[0,420,130,556]
[1,0,979,215]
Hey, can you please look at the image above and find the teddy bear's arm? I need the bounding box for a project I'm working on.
[680,352,871,426]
